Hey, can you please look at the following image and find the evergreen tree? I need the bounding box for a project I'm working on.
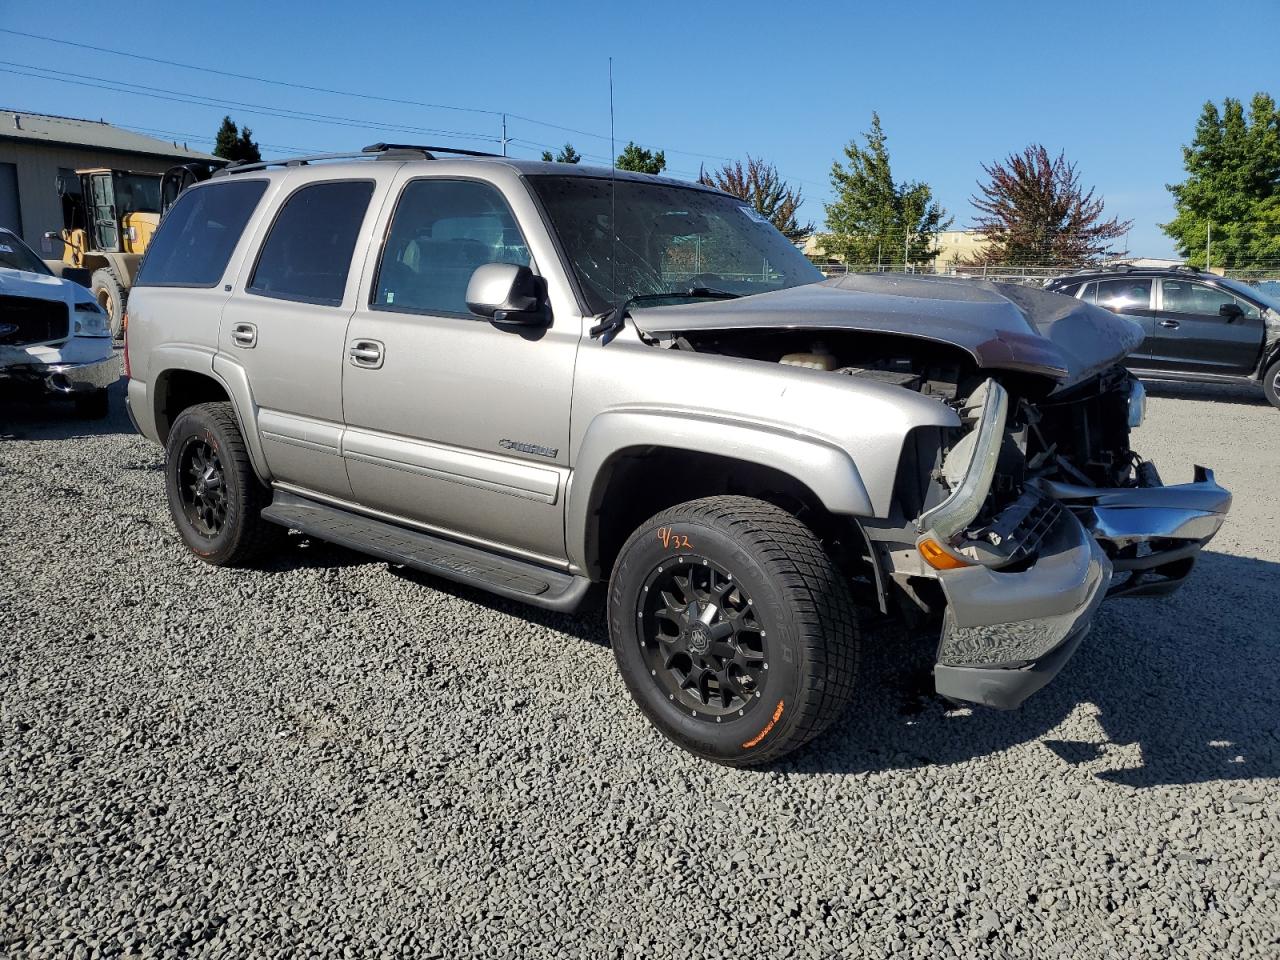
[615,142,666,175]
[213,116,262,164]
[540,143,582,163]
[820,113,949,267]
[1162,93,1280,269]
[968,145,1130,267]
[699,156,812,241]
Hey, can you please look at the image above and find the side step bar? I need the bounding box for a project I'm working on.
[262,490,593,613]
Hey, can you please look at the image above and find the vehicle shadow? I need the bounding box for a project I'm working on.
[1,377,134,440]
[1140,378,1268,406]
[784,549,1279,788]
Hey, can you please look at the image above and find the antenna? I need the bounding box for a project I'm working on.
[608,57,618,312]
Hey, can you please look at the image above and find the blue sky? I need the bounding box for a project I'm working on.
[3,0,1277,257]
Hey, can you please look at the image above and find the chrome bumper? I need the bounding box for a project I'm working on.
[0,355,120,393]
[933,507,1111,709]
[1040,465,1231,598]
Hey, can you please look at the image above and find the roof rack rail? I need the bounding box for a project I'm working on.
[213,142,501,176]
[362,142,501,159]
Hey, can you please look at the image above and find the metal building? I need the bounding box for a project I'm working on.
[0,108,216,249]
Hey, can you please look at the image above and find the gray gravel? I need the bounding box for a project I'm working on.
[1,376,1277,959]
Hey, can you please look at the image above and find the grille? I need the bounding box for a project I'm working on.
[0,296,71,347]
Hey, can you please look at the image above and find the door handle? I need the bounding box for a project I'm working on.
[1158,319,1180,329]
[349,339,384,369]
[231,322,257,347]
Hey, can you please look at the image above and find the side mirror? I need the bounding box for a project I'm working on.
[466,262,548,326]
[42,231,66,251]
[1219,302,1244,322]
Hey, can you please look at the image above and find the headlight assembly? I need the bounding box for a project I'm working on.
[73,301,111,338]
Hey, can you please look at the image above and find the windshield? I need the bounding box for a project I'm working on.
[0,232,53,275]
[1220,276,1280,313]
[116,174,162,215]
[527,175,822,314]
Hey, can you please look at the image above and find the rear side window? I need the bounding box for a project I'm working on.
[249,180,374,306]
[1094,278,1151,312]
[373,179,530,316]
[1053,281,1082,298]
[136,180,267,287]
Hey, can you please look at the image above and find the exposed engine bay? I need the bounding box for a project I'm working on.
[650,324,1227,612]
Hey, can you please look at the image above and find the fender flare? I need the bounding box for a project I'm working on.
[149,348,272,484]
[566,408,875,575]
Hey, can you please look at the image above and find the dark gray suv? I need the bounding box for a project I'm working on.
[1046,266,1280,407]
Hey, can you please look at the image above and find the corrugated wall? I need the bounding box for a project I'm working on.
[0,141,194,249]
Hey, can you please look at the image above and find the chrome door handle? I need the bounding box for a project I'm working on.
[1158,319,1180,329]
[348,339,384,369]
[231,322,257,347]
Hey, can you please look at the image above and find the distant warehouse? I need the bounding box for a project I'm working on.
[0,109,217,249]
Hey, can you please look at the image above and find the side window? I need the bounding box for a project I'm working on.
[249,180,374,306]
[373,179,531,316]
[1079,282,1097,304]
[1162,279,1260,319]
[136,180,267,287]
[1054,281,1083,298]
[1094,278,1151,313]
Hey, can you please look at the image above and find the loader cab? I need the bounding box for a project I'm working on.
[58,168,163,255]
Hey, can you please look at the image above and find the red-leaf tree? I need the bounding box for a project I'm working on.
[699,156,812,241]
[967,145,1130,267]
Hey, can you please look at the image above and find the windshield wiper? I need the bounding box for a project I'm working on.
[588,287,741,339]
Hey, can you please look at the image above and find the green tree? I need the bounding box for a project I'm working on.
[1163,93,1280,269]
[967,145,1130,267]
[615,141,666,175]
[699,156,812,241]
[213,116,262,164]
[820,113,949,268]
[540,143,582,163]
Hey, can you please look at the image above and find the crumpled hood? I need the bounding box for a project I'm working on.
[633,273,1144,388]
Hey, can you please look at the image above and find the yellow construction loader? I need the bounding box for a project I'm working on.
[48,163,217,337]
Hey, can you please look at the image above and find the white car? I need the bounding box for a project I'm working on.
[0,227,119,418]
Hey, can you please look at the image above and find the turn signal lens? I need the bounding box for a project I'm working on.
[918,537,973,570]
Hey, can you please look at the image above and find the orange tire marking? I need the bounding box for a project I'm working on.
[742,699,785,749]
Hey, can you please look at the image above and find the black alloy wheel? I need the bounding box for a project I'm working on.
[638,555,769,722]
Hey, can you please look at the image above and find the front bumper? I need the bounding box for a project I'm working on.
[0,353,120,394]
[933,506,1111,708]
[930,466,1230,709]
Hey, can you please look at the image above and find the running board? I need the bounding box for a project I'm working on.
[262,490,592,613]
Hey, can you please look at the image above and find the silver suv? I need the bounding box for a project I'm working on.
[125,144,1230,765]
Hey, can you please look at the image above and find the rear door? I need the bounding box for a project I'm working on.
[219,172,383,499]
[1153,278,1265,375]
[1084,277,1157,360]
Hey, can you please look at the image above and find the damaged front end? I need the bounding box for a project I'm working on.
[911,368,1229,708]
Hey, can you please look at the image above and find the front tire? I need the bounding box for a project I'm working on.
[1263,358,1280,409]
[608,496,861,766]
[164,401,282,567]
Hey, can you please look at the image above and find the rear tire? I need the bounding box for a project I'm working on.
[1263,358,1280,409]
[91,268,126,340]
[164,401,283,567]
[607,495,861,766]
[72,388,109,420]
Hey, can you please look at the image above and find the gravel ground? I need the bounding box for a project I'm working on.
[1,375,1277,959]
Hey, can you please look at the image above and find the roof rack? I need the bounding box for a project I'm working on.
[214,142,501,176]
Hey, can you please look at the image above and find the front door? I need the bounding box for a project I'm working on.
[89,173,118,251]
[1153,278,1265,375]
[341,175,578,563]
